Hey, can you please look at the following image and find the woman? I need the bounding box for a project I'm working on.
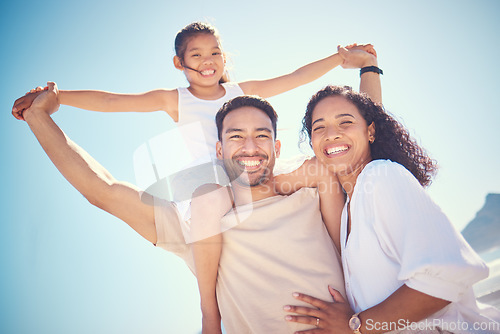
[284,86,500,333]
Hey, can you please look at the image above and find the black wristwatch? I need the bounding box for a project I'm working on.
[360,66,383,76]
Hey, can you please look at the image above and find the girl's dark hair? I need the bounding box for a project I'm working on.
[301,85,437,187]
[174,22,229,84]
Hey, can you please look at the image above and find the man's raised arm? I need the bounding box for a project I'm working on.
[21,82,157,244]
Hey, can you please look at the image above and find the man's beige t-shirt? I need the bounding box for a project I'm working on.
[154,187,345,334]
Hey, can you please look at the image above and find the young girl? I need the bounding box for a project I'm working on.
[12,22,380,334]
[285,85,500,333]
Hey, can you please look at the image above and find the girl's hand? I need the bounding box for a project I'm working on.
[284,286,354,334]
[12,85,49,121]
[345,43,377,57]
[338,44,378,69]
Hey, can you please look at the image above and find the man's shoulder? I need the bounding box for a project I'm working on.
[152,196,186,247]
[152,196,181,218]
[261,187,319,213]
[223,187,319,223]
[291,187,319,199]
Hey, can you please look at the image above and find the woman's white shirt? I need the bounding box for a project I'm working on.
[340,159,499,333]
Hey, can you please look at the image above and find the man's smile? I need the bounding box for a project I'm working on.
[234,156,266,171]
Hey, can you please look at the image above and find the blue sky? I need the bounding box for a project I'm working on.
[2,1,499,333]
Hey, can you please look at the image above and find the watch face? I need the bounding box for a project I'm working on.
[349,316,361,330]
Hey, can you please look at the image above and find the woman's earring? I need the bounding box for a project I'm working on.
[369,136,375,144]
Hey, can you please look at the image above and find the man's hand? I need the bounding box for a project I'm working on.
[23,82,60,120]
[12,85,48,121]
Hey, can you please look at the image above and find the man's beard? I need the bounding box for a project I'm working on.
[222,153,274,187]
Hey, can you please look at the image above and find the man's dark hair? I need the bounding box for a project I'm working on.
[215,95,278,140]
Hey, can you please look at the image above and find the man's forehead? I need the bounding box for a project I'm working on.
[222,106,273,132]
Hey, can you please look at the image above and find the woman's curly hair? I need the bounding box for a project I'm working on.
[301,85,437,187]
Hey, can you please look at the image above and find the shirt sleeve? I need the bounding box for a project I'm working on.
[153,197,195,273]
[369,161,488,302]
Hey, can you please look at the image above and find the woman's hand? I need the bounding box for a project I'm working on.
[284,286,354,333]
[338,43,378,69]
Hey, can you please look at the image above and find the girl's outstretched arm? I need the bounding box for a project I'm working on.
[238,44,377,99]
[13,87,179,121]
[238,52,343,99]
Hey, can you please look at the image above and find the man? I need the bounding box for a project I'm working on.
[21,83,346,333]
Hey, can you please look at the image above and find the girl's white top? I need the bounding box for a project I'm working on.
[177,82,244,163]
[340,159,500,333]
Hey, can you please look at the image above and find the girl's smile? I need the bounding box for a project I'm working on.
[181,33,225,83]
